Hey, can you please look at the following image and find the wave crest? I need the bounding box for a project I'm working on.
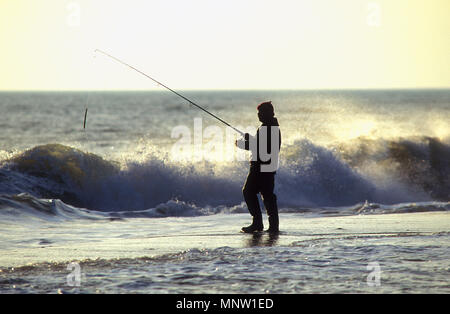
[0,137,448,215]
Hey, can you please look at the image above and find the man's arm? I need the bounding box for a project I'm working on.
[235,133,251,150]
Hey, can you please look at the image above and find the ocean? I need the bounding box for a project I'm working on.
[0,89,449,294]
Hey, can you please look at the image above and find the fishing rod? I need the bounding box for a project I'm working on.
[93,49,245,136]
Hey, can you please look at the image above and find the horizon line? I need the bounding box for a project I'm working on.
[0,86,449,93]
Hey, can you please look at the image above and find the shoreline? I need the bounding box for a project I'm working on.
[1,211,448,268]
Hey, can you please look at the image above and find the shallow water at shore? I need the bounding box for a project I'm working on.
[1,212,449,294]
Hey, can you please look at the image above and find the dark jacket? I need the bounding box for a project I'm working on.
[238,117,281,173]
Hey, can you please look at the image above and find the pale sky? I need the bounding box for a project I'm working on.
[0,0,449,90]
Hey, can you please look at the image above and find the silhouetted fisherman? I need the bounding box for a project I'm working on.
[235,101,281,233]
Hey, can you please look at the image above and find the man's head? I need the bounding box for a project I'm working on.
[257,101,274,123]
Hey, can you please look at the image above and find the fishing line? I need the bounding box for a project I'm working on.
[82,53,96,130]
[83,94,89,130]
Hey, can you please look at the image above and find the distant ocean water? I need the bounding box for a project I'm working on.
[0,89,449,293]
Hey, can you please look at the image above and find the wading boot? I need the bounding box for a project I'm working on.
[241,215,263,233]
[266,214,279,234]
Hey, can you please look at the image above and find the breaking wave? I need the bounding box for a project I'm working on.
[0,137,449,219]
